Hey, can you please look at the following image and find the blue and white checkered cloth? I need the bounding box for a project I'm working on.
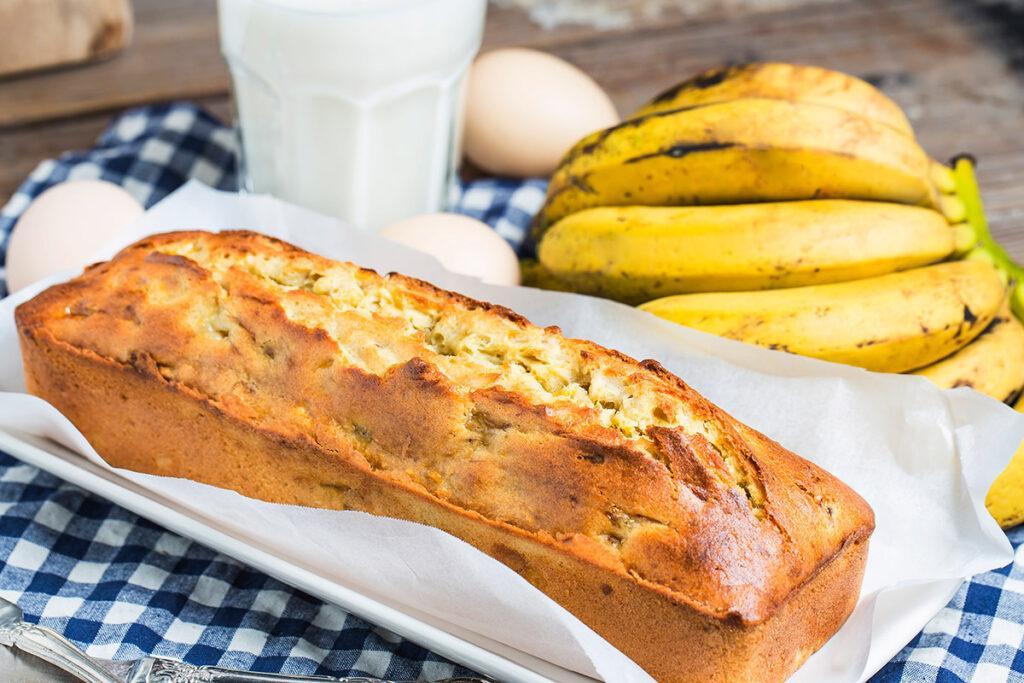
[1,102,1024,682]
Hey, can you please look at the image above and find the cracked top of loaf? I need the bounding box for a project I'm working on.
[16,230,874,624]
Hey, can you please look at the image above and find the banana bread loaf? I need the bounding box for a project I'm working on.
[16,231,874,682]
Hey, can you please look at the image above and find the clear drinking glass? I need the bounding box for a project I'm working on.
[217,0,487,231]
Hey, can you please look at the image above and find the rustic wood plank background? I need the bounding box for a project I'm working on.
[1,0,1021,255]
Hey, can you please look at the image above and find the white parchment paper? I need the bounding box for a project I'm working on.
[0,181,1021,682]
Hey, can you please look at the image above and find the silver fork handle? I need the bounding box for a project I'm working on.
[0,620,120,683]
[127,657,357,682]
[0,619,489,683]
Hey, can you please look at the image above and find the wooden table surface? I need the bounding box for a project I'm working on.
[1,0,1022,254]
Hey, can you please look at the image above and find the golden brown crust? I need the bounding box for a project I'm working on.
[16,230,874,681]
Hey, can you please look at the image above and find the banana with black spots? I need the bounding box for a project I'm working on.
[638,260,1005,373]
[632,62,914,137]
[535,98,938,237]
[912,306,1024,403]
[537,200,955,304]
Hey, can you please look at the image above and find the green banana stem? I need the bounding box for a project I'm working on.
[952,156,1024,320]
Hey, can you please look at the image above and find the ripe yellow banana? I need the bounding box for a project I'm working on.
[639,260,1005,373]
[988,393,1024,529]
[536,98,938,236]
[537,200,954,304]
[912,306,1024,403]
[633,62,914,137]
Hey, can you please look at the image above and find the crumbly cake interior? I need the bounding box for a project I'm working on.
[159,237,766,512]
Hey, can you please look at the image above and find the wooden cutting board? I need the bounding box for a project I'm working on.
[0,0,132,77]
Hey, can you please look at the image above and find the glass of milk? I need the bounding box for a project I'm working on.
[218,0,487,232]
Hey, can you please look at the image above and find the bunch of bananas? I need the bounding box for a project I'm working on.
[525,62,1024,527]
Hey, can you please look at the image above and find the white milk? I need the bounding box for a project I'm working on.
[218,0,487,231]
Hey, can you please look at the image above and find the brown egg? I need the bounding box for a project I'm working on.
[463,48,619,178]
[6,180,143,293]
